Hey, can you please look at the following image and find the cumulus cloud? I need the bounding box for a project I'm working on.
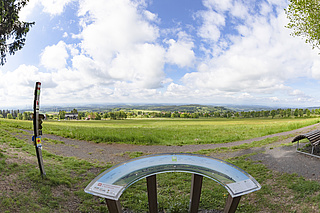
[19,0,39,20]
[0,65,56,106]
[109,43,166,89]
[23,0,167,104]
[180,0,319,106]
[197,10,225,42]
[40,0,75,16]
[4,0,320,107]
[78,0,159,58]
[20,0,74,20]
[165,31,195,68]
[40,41,69,70]
[202,0,232,12]
[74,0,167,90]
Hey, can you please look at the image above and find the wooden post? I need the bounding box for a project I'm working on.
[105,199,122,213]
[224,194,241,213]
[189,174,203,213]
[147,175,158,213]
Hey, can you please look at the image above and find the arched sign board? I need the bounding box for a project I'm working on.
[85,153,261,213]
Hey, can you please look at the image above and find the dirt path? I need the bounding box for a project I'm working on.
[18,123,320,181]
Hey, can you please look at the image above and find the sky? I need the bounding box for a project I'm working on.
[1,0,320,109]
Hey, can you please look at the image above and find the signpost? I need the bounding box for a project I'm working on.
[33,82,46,177]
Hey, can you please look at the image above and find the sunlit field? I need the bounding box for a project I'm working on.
[1,117,319,145]
[1,118,320,212]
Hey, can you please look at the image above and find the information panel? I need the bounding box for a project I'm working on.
[85,153,261,200]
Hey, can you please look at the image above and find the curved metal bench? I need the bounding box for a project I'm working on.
[292,130,320,158]
[85,153,261,213]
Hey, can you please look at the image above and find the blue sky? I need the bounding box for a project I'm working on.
[1,0,320,108]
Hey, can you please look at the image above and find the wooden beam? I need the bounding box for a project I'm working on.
[106,199,122,213]
[189,174,203,213]
[147,175,158,213]
[224,194,241,213]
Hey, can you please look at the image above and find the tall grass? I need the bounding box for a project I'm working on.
[1,117,319,145]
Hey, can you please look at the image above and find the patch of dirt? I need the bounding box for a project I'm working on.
[0,143,37,165]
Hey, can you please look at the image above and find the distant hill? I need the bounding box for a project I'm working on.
[37,103,306,114]
[133,104,231,113]
[39,104,233,114]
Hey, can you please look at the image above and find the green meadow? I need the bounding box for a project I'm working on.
[1,117,319,145]
[0,118,320,212]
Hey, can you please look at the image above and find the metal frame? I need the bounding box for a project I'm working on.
[85,153,261,213]
[295,140,320,159]
[104,173,242,213]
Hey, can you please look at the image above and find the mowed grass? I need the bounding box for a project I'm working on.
[1,124,320,212]
[1,119,320,212]
[1,118,319,145]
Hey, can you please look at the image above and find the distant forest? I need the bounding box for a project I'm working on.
[1,105,319,120]
[0,109,31,120]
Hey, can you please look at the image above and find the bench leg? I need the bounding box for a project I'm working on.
[189,174,203,213]
[224,194,241,213]
[105,199,122,213]
[147,175,158,213]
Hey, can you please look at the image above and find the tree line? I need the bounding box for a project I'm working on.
[2,108,319,121]
[0,110,32,120]
[52,108,320,120]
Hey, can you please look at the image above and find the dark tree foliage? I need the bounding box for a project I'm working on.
[0,0,34,65]
[285,0,320,50]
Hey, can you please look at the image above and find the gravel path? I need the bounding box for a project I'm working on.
[19,123,320,181]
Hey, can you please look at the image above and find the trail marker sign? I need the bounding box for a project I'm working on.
[33,82,46,177]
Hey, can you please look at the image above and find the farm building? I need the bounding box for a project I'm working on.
[65,113,78,120]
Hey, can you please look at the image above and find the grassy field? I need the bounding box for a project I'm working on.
[1,117,319,145]
[0,119,320,212]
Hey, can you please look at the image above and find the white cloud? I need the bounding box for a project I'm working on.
[239,92,253,99]
[109,43,166,89]
[19,0,39,21]
[165,32,195,68]
[163,83,194,102]
[269,97,280,102]
[40,0,75,16]
[230,1,248,19]
[311,60,320,80]
[202,0,232,12]
[259,2,272,16]
[183,1,320,102]
[78,0,158,58]
[290,89,305,96]
[74,0,166,89]
[40,41,69,70]
[17,0,168,105]
[144,10,159,23]
[20,0,74,20]
[197,10,225,42]
[4,0,320,108]
[0,65,56,106]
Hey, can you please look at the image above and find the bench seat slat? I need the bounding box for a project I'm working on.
[305,133,320,139]
[312,140,320,147]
